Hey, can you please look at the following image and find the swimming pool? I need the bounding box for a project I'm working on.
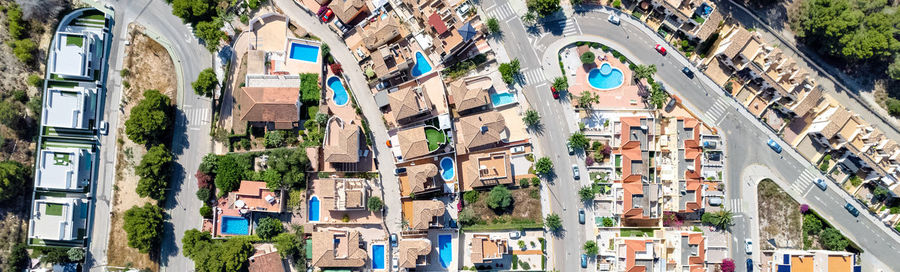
[438,234,452,268]
[372,244,385,269]
[220,216,249,236]
[309,196,320,222]
[327,76,349,106]
[440,157,455,181]
[411,52,432,77]
[489,91,517,107]
[587,62,625,90]
[289,42,320,63]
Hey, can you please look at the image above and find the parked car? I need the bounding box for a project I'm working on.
[767,139,783,153]
[572,164,580,179]
[567,143,575,155]
[845,202,860,217]
[607,14,620,25]
[681,66,694,78]
[578,209,585,224]
[394,167,407,175]
[747,258,753,271]
[581,254,588,268]
[814,179,827,190]
[654,44,667,55]
[703,141,716,149]
[392,256,399,270]
[320,8,333,22]
[551,86,560,99]
[510,230,523,239]
[390,234,398,247]
[745,239,752,254]
[99,121,108,135]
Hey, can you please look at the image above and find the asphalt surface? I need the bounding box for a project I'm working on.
[482,1,900,270]
[85,0,212,271]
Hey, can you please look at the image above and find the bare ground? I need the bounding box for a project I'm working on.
[757,179,802,250]
[469,187,543,225]
[105,24,177,271]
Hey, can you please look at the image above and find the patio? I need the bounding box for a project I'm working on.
[565,45,643,109]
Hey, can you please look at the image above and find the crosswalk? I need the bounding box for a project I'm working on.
[703,97,730,123]
[791,168,818,194]
[558,19,579,36]
[729,198,742,214]
[521,69,546,85]
[487,4,515,20]
[185,107,210,127]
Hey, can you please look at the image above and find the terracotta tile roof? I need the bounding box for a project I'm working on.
[428,12,448,34]
[248,251,286,272]
[398,239,431,268]
[721,28,752,60]
[685,233,706,266]
[457,111,507,154]
[362,16,402,51]
[450,78,490,113]
[398,126,431,160]
[388,86,429,123]
[311,229,367,268]
[323,117,361,163]
[695,9,723,41]
[623,239,652,272]
[407,164,439,194]
[821,107,852,139]
[328,0,368,23]
[471,234,508,264]
[411,200,445,230]
[791,87,823,117]
[465,152,512,188]
[235,87,300,127]
[233,181,282,213]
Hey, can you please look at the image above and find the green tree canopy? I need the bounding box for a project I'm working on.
[486,185,513,210]
[552,76,568,91]
[215,154,250,193]
[535,157,553,175]
[262,169,283,190]
[523,109,541,128]
[802,214,823,234]
[458,208,477,226]
[578,186,594,201]
[182,229,256,272]
[195,19,225,52]
[583,240,599,255]
[171,0,216,24]
[11,38,36,63]
[568,132,589,150]
[125,90,172,145]
[527,0,561,17]
[256,217,284,240]
[794,0,900,67]
[486,17,501,34]
[192,68,218,97]
[0,161,26,203]
[819,228,850,250]
[499,59,521,84]
[581,52,596,64]
[545,213,562,232]
[367,196,383,212]
[136,144,173,200]
[123,203,165,253]
[632,64,657,81]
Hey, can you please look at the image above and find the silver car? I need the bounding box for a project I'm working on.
[572,164,580,179]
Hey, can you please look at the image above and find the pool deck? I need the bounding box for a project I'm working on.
[568,46,643,109]
[423,230,459,271]
[214,208,246,237]
[321,71,377,173]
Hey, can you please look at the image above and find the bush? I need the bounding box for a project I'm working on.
[486,186,512,210]
[265,130,286,148]
[819,228,849,250]
[612,0,621,8]
[0,160,26,203]
[464,190,479,204]
[125,90,172,145]
[886,98,900,116]
[367,196,383,212]
[256,217,284,239]
[458,208,477,226]
[192,68,218,97]
[27,74,42,87]
[123,203,165,253]
[601,217,615,227]
[199,205,212,218]
[580,52,595,64]
[300,73,321,103]
[802,214,823,234]
[196,187,211,202]
[531,177,541,187]
[5,243,28,271]
[519,179,530,188]
[11,38,36,63]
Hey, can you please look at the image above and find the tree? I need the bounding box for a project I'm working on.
[37,247,69,264]
[199,205,212,218]
[580,52,595,64]
[601,217,615,227]
[192,68,217,97]
[873,186,891,200]
[0,100,23,129]
[464,190,479,204]
[552,76,568,91]
[215,154,251,193]
[0,161,26,203]
[486,185,513,210]
[125,90,172,145]
[256,217,284,240]
[802,214,823,234]
[535,157,553,175]
[171,0,215,24]
[819,228,850,250]
[123,203,165,253]
[265,130,286,147]
[5,243,28,272]
[248,0,260,9]
[794,0,900,64]
[701,210,733,229]
[578,186,594,201]
[367,196,383,212]
[570,0,585,6]
[195,19,225,52]
[583,241,598,255]
[11,38,36,63]
[486,17,501,34]
[136,144,173,200]
[521,12,538,26]
[219,237,256,271]
[67,247,85,262]
[889,56,900,80]
[15,0,65,21]
[568,132,589,150]
[721,258,735,272]
[261,169,282,190]
[6,4,25,39]
[649,81,668,109]
[526,0,561,17]
[499,59,521,84]
[577,92,598,108]
[523,109,541,128]
[458,208,478,226]
[545,213,563,232]
[632,64,657,81]
[199,153,219,174]
[267,148,310,189]
[273,229,304,258]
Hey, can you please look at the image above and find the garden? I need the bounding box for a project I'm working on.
[458,185,543,231]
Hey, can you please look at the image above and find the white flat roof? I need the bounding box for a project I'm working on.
[36,147,94,191]
[30,197,85,241]
[51,33,89,78]
[42,87,96,129]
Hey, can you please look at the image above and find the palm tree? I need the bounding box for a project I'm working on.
[523,109,541,127]
[578,92,599,108]
[632,64,657,81]
[712,210,734,228]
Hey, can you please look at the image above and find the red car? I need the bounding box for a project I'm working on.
[654,44,667,55]
[320,9,333,22]
[551,86,560,99]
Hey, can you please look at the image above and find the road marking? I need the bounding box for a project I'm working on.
[560,19,579,36]
[730,198,742,213]
[186,107,210,127]
[791,168,817,194]
[703,97,730,123]
[522,69,546,85]
[487,4,515,20]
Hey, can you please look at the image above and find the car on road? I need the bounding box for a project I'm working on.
[745,239,752,254]
[320,8,333,22]
[99,121,108,135]
[551,86,560,99]
[767,139,782,153]
[681,66,694,78]
[567,143,575,155]
[390,234,398,247]
[578,209,585,224]
[845,202,860,217]
[654,44,667,55]
[581,254,588,268]
[747,258,753,271]
[814,179,827,190]
[572,164,580,179]
[607,14,620,25]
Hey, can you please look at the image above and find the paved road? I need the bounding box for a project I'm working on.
[85,0,212,271]
[484,1,900,270]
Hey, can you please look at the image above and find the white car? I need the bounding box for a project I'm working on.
[99,121,108,135]
[572,164,580,180]
[608,14,620,25]
[745,239,752,254]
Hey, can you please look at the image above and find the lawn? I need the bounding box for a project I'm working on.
[66,35,84,47]
[758,179,801,250]
[462,187,543,230]
[424,127,446,151]
[45,204,64,216]
[620,228,655,237]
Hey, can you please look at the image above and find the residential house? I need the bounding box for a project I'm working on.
[768,249,860,272]
[248,251,287,272]
[401,163,442,196]
[370,42,413,81]
[455,111,508,154]
[49,32,102,80]
[42,86,100,131]
[360,14,404,52]
[713,28,761,71]
[651,0,721,41]
[35,146,96,192]
[323,116,362,164]
[805,105,852,149]
[409,199,446,230]
[665,231,707,272]
[402,0,476,61]
[396,126,433,161]
[616,238,664,272]
[449,75,492,115]
[29,196,89,245]
[234,87,301,130]
[470,234,509,264]
[310,228,368,268]
[388,83,433,125]
[397,239,432,269]
[615,117,662,226]
[677,118,704,219]
[328,0,369,25]
[226,181,283,213]
[461,151,513,189]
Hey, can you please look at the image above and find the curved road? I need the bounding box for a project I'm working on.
[482,1,899,271]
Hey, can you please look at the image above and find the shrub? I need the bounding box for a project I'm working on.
[11,38,36,63]
[602,217,615,227]
[5,243,28,271]
[519,179,530,188]
[886,98,900,116]
[612,0,622,8]
[458,208,477,226]
[27,74,42,87]
[580,51,595,64]
[486,186,512,210]
[721,259,735,272]
[265,130,286,148]
[464,190,479,204]
[802,214,823,234]
[530,177,541,187]
[256,217,284,239]
[0,160,26,203]
[819,228,849,250]
[199,205,212,218]
[367,196,383,212]
[196,188,211,202]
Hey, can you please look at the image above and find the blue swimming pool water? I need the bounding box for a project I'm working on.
[309,196,320,222]
[588,63,625,90]
[289,42,320,62]
[327,76,349,106]
[411,52,433,77]
[440,157,455,181]
[220,216,249,235]
[372,244,385,269]
[438,235,452,268]
[489,91,517,107]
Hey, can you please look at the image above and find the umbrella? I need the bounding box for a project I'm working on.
[458,22,476,41]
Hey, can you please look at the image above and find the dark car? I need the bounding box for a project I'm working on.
[682,67,695,78]
[845,202,860,217]
[551,86,560,99]
[394,167,407,175]
[747,258,753,271]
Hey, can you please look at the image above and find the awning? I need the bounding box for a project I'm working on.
[458,22,477,41]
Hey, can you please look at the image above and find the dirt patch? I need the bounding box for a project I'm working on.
[105,24,177,271]
[467,187,543,228]
[757,179,802,250]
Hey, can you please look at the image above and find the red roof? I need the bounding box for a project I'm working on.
[428,12,448,34]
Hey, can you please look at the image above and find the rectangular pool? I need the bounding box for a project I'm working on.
[372,244,385,269]
[289,42,320,63]
[490,91,517,107]
[438,234,452,268]
[220,216,249,235]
